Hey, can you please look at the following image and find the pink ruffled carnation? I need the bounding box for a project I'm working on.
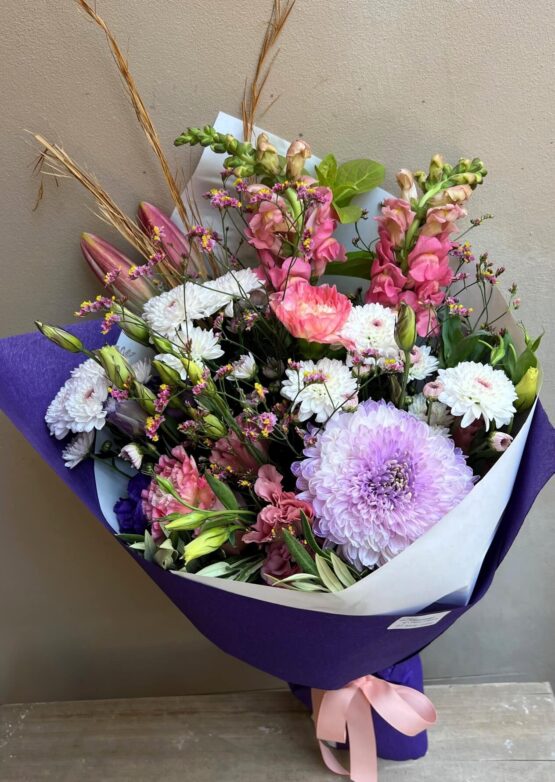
[243,465,314,582]
[270,280,352,345]
[142,445,215,522]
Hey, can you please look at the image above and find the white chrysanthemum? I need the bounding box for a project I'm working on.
[154,353,188,380]
[281,358,358,423]
[210,268,264,316]
[408,393,454,436]
[340,303,398,360]
[45,358,110,439]
[119,443,144,470]
[176,324,224,364]
[438,362,517,429]
[142,282,224,338]
[62,431,95,469]
[228,352,256,381]
[132,358,152,384]
[408,345,440,381]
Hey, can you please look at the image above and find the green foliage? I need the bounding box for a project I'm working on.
[205,472,239,510]
[325,250,373,279]
[316,154,385,223]
[282,529,319,577]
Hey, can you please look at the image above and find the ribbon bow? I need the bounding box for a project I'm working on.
[312,675,437,782]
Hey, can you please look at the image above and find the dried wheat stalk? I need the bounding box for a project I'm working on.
[76,0,205,277]
[241,0,296,141]
[34,134,157,260]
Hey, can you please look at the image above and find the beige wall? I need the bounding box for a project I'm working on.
[1,0,554,703]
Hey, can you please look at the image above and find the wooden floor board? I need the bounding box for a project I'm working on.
[1,682,554,781]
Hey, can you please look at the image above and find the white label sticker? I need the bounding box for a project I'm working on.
[387,611,450,630]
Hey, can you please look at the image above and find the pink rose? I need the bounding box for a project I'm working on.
[270,280,352,345]
[375,198,415,247]
[421,204,466,237]
[142,445,215,522]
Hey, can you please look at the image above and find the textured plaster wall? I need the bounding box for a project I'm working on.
[0,0,553,703]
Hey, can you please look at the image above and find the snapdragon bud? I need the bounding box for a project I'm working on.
[286,138,312,179]
[395,303,417,353]
[396,168,418,201]
[428,154,445,183]
[255,133,281,176]
[35,322,85,354]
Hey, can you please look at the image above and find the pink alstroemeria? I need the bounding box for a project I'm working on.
[138,202,191,273]
[81,233,155,305]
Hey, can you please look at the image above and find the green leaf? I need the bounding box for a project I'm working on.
[325,250,373,279]
[334,203,363,224]
[143,530,157,563]
[301,511,326,557]
[333,159,385,203]
[315,153,338,186]
[329,551,356,587]
[195,561,236,578]
[282,529,319,578]
[205,473,239,510]
[115,533,145,543]
[235,557,265,583]
[315,555,344,592]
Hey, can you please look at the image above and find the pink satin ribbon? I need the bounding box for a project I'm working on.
[312,675,437,782]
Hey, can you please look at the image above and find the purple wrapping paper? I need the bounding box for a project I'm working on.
[1,321,554,762]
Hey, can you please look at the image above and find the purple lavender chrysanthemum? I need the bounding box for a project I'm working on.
[293,400,475,569]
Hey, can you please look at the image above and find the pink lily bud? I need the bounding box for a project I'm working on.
[81,233,155,305]
[138,201,191,273]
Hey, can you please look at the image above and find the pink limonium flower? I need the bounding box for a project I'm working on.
[142,445,216,525]
[375,198,416,247]
[243,464,314,582]
[270,280,352,345]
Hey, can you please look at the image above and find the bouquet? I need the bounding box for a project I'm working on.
[1,3,553,780]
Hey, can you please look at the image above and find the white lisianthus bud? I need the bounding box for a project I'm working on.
[488,431,513,453]
[228,352,257,381]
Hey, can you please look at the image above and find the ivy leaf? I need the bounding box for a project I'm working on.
[334,203,363,224]
[333,159,385,204]
[325,250,373,279]
[315,153,338,186]
[205,473,239,510]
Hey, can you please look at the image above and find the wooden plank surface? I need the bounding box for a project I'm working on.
[1,682,554,781]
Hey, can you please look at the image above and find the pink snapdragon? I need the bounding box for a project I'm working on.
[255,251,312,290]
[270,280,352,345]
[407,234,453,287]
[375,198,415,247]
[421,204,466,237]
[245,194,290,254]
[303,186,346,276]
[142,445,216,522]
